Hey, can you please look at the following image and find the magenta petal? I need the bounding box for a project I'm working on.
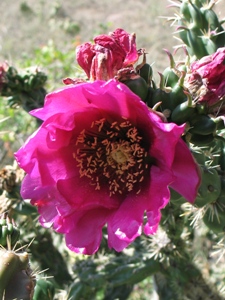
[189,47,225,109]
[57,176,120,210]
[107,225,131,252]
[147,166,173,211]
[64,209,111,255]
[144,210,161,235]
[30,82,101,121]
[170,139,201,203]
[150,121,185,169]
[76,42,95,79]
[21,175,71,227]
[107,194,145,250]
[144,166,172,235]
[15,126,76,186]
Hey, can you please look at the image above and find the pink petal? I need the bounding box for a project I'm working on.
[150,120,185,169]
[57,176,120,210]
[109,28,139,66]
[144,210,161,235]
[20,175,70,228]
[144,165,173,235]
[170,139,201,203]
[107,193,145,251]
[64,209,111,255]
[76,42,95,78]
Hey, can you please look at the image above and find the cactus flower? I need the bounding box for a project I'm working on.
[76,28,140,81]
[0,62,8,92]
[186,47,225,111]
[15,80,200,254]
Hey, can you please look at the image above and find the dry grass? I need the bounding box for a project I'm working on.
[0,0,224,77]
[0,0,178,73]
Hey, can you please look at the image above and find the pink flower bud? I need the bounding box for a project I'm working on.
[186,47,225,114]
[76,28,140,81]
[0,62,8,92]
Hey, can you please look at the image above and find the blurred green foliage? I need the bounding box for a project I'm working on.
[19,40,83,90]
[0,40,84,144]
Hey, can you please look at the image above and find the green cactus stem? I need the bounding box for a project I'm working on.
[0,249,34,300]
[0,214,20,248]
[33,279,55,300]
[171,0,225,59]
[147,72,171,110]
[194,167,221,207]
[158,203,225,300]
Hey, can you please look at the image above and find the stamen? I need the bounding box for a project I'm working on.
[73,117,151,196]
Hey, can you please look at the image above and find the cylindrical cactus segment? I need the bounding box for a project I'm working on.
[33,279,55,300]
[0,214,20,248]
[0,249,35,300]
[174,0,225,59]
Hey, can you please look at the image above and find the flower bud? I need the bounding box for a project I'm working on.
[189,115,216,136]
[189,133,214,146]
[186,47,225,116]
[76,28,140,81]
[171,101,196,124]
[123,76,149,102]
[138,62,153,86]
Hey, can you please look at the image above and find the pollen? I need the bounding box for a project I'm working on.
[73,117,151,196]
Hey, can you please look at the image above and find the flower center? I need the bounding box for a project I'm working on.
[73,117,151,196]
[110,147,127,164]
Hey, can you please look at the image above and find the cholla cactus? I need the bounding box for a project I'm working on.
[0,214,20,248]
[0,62,47,112]
[0,162,37,216]
[0,215,35,300]
[0,1,224,299]
[0,248,35,300]
[170,0,225,59]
